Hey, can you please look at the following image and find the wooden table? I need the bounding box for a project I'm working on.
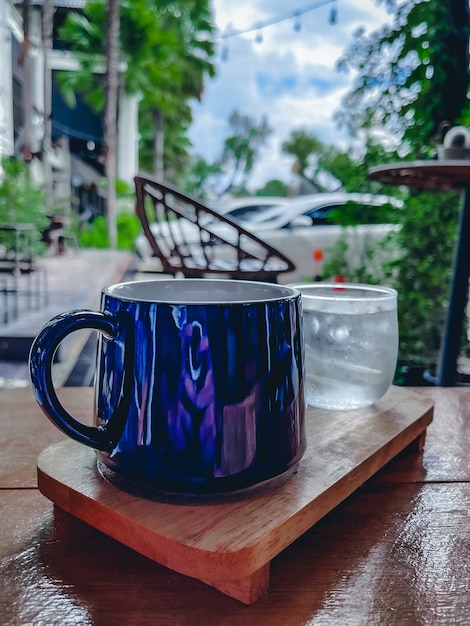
[369,161,470,386]
[1,386,470,624]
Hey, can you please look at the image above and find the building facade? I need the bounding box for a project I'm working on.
[0,0,138,212]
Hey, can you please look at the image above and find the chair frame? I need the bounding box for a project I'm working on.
[134,175,295,282]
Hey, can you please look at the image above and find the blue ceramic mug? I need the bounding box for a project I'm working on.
[29,279,306,494]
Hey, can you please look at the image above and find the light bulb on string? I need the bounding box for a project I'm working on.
[216,2,340,51]
[294,11,301,32]
[329,0,337,25]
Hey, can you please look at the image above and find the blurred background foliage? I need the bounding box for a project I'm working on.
[5,0,469,375]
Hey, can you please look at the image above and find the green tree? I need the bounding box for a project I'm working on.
[57,0,216,183]
[103,0,120,248]
[0,157,48,256]
[281,128,400,197]
[219,111,272,194]
[336,0,469,154]
[334,0,469,372]
[183,155,221,199]
[282,129,324,177]
[256,179,289,197]
[281,129,328,192]
[131,0,216,180]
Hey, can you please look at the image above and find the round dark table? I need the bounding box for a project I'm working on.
[369,160,470,386]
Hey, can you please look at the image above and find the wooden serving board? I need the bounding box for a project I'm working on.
[37,385,433,605]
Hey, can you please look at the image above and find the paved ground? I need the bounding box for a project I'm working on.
[0,248,135,390]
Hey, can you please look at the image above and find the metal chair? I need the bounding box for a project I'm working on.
[134,175,295,282]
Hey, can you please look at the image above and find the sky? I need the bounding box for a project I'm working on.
[188,0,393,192]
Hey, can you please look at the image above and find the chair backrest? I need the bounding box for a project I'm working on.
[134,175,295,282]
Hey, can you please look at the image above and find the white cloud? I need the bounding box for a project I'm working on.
[189,0,392,192]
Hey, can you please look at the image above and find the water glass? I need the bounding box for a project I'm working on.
[292,283,398,411]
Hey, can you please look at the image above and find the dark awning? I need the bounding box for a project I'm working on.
[52,76,103,145]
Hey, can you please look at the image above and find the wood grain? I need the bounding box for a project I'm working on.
[2,387,470,623]
[372,386,470,483]
[36,386,433,603]
[0,387,93,488]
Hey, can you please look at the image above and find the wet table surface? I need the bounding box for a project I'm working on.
[1,386,470,625]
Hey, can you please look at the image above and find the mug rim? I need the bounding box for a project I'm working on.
[103,278,301,305]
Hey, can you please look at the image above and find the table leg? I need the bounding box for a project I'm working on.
[437,186,470,385]
[202,563,271,605]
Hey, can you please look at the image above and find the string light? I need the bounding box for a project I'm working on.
[219,0,338,61]
[329,0,337,25]
[218,0,338,41]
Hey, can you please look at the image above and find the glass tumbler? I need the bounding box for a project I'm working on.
[292,283,398,411]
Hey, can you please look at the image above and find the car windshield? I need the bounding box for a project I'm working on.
[240,204,288,225]
[221,197,290,222]
[226,203,280,221]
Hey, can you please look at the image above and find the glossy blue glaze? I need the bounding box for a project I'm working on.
[30,279,306,494]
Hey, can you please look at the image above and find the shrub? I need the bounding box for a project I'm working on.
[79,211,141,250]
[0,157,49,256]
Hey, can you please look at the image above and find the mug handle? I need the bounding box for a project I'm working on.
[29,309,130,452]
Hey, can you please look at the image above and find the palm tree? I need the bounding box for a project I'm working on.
[122,0,216,179]
[103,0,120,248]
[42,0,54,202]
[57,0,216,187]
[20,0,32,161]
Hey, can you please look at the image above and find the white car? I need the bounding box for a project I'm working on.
[135,192,402,283]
